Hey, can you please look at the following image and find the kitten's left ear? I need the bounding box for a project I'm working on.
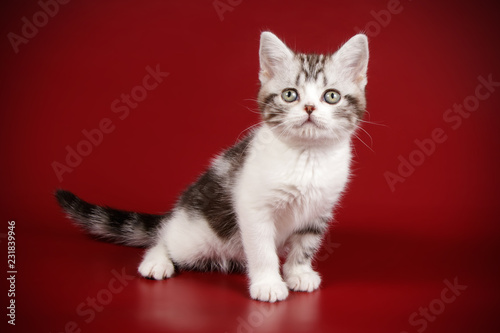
[259,32,294,83]
[333,34,369,87]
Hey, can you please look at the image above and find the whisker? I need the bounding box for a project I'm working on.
[352,131,374,153]
[358,119,387,127]
[236,121,266,141]
[355,125,373,147]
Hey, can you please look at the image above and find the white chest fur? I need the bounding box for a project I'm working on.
[235,126,351,244]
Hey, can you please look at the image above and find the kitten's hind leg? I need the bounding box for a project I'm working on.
[138,242,175,280]
[283,228,324,292]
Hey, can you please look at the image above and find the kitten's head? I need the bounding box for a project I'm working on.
[257,32,369,146]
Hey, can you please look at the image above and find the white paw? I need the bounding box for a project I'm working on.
[138,252,175,280]
[250,279,289,302]
[285,271,321,292]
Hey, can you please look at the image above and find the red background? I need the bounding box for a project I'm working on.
[1,0,499,332]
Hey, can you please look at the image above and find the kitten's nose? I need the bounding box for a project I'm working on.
[304,104,316,115]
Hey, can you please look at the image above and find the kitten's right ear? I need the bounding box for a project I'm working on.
[259,32,294,83]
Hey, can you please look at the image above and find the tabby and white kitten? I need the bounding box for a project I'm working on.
[56,32,369,302]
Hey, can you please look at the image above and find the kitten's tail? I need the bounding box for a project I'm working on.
[55,190,166,247]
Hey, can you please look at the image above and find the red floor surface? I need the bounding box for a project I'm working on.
[1,0,500,332]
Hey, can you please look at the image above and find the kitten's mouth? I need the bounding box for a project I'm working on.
[298,116,320,128]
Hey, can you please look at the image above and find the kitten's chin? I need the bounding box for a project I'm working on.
[270,122,351,148]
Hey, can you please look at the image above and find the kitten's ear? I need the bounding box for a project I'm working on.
[332,34,369,87]
[259,32,294,83]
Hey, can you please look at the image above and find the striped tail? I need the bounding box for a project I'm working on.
[55,190,166,247]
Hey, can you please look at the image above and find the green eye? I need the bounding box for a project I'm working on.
[281,89,299,102]
[324,90,341,104]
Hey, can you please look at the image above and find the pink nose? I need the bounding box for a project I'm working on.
[304,105,316,115]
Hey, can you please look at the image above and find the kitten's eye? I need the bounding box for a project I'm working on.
[324,90,341,104]
[281,89,299,103]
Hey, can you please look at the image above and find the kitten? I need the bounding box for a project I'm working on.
[56,31,369,302]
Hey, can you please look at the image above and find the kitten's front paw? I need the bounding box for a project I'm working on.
[138,256,175,280]
[285,271,321,292]
[250,279,289,302]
